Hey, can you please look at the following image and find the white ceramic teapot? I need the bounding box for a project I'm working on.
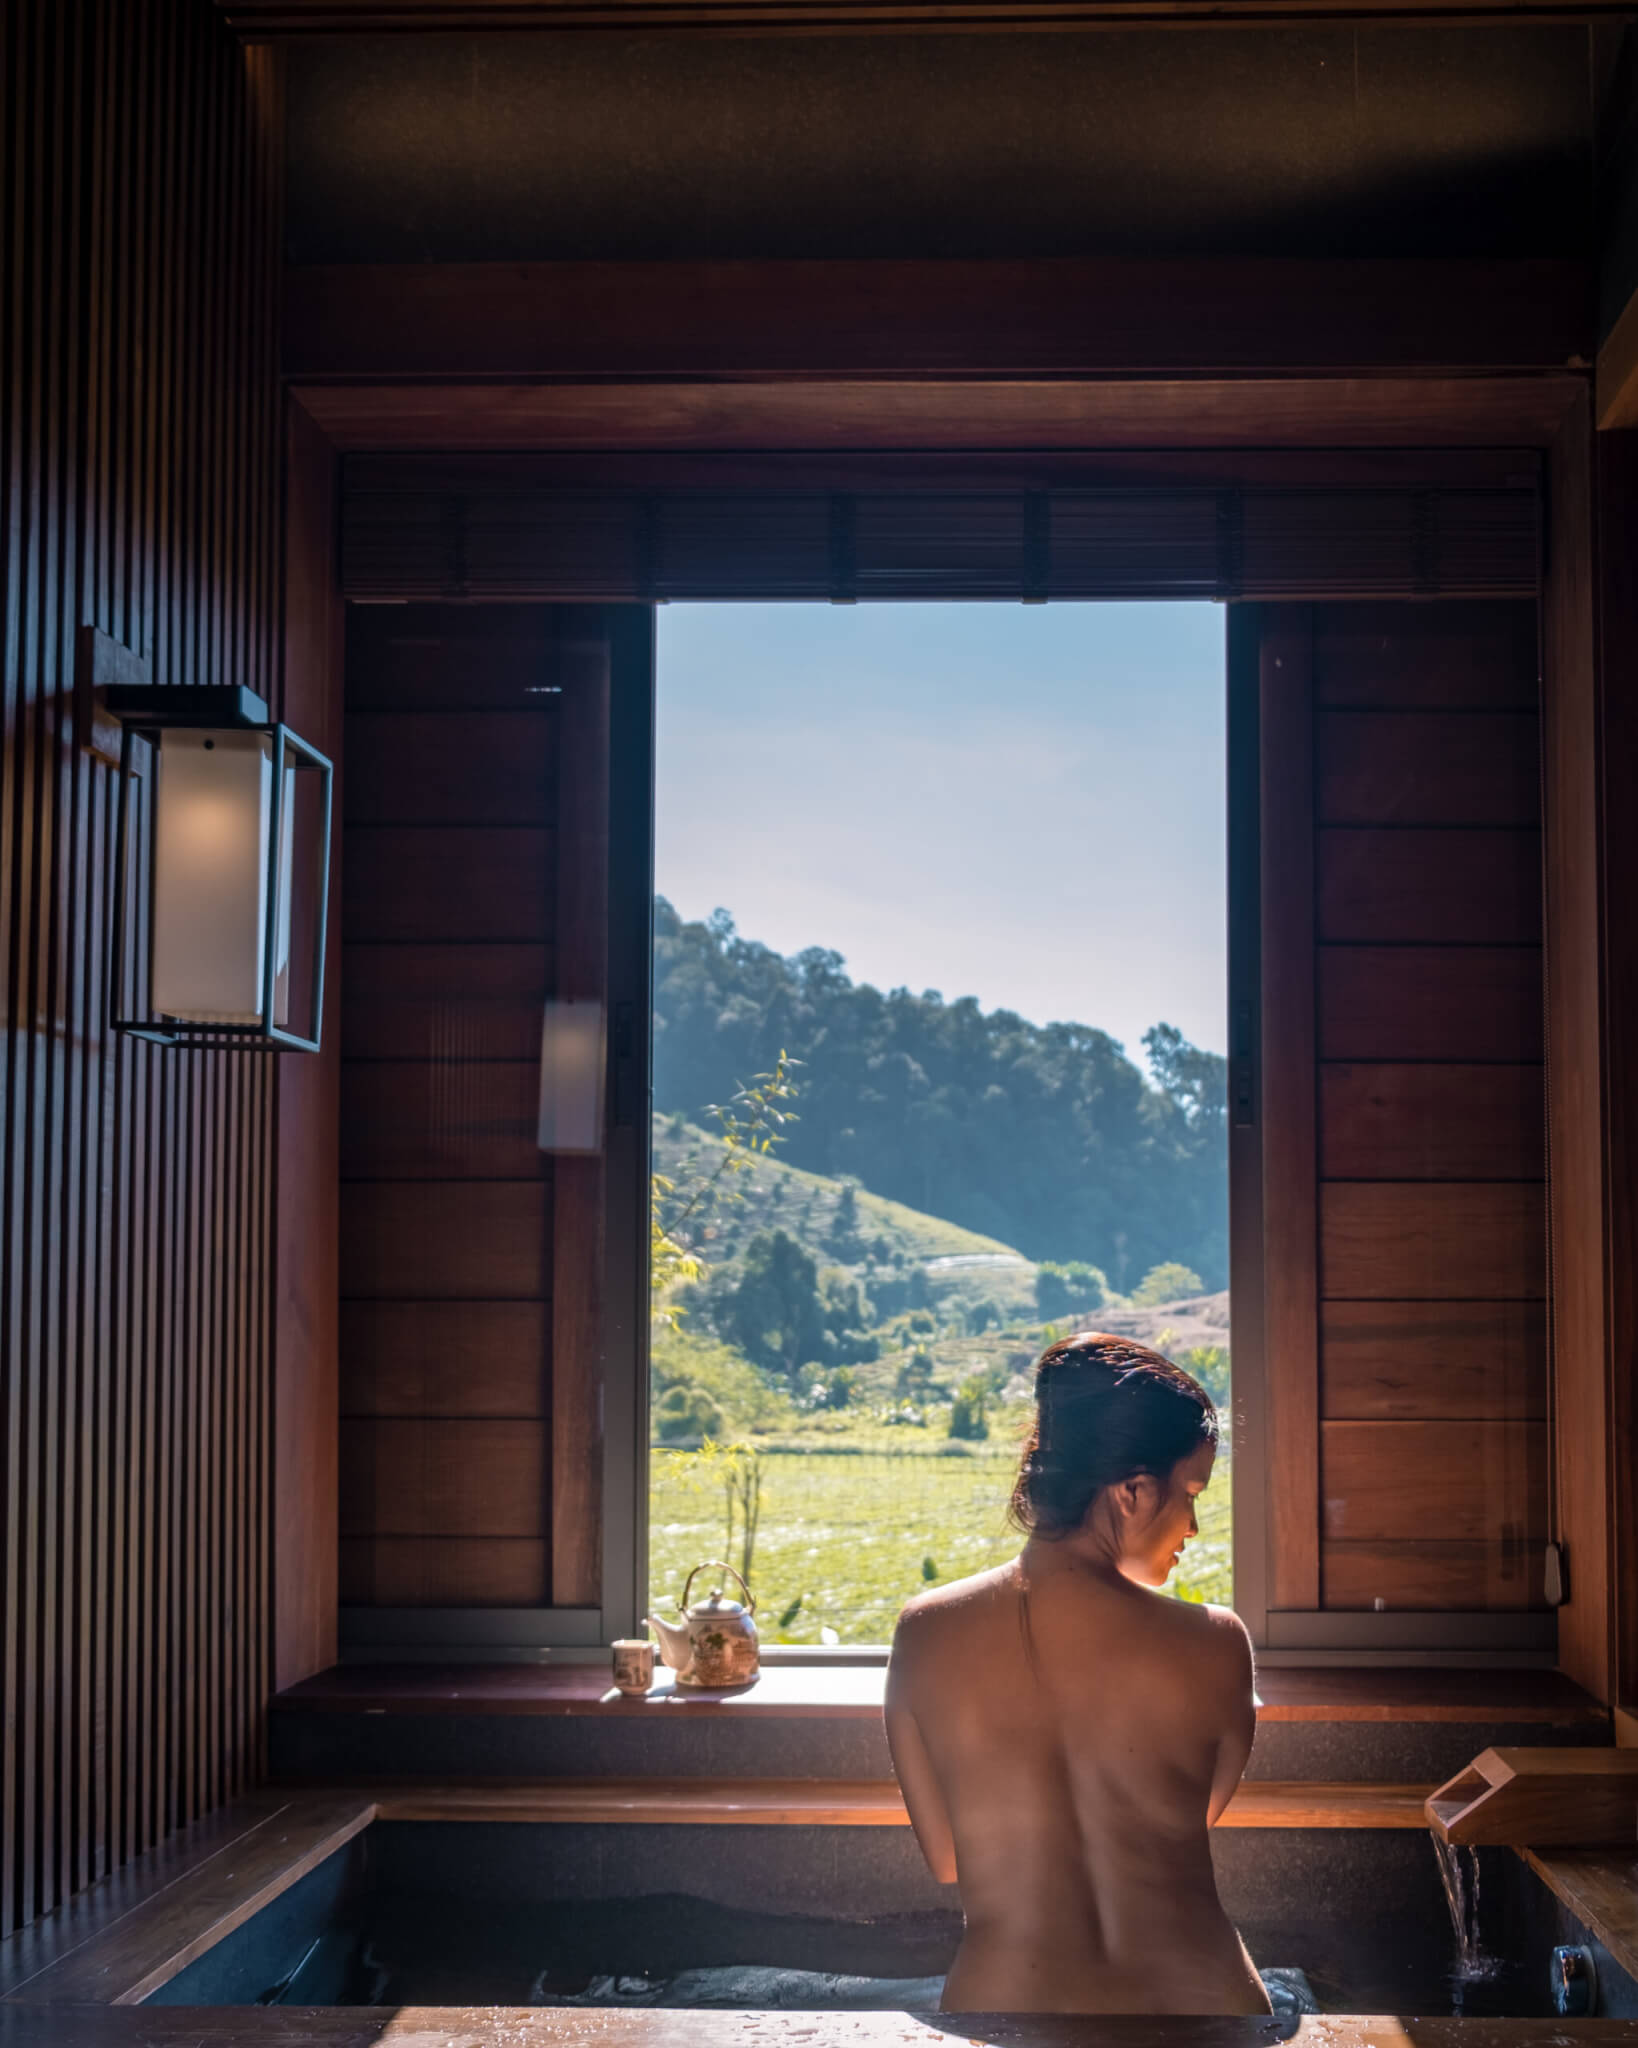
[646,1560,759,1687]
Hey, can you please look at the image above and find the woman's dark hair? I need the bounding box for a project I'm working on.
[1010,1332,1218,1538]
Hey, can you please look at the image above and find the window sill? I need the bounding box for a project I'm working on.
[274,1661,1608,1726]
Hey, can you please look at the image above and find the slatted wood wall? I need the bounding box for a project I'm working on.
[338,607,562,1608]
[1261,600,1548,1616]
[0,0,282,1936]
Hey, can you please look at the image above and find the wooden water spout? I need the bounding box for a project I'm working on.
[1425,1748,1638,1846]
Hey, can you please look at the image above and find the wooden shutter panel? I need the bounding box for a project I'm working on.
[1247,599,1549,1629]
[339,602,653,1630]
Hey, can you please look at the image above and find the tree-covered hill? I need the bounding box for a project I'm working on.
[653,898,1228,1290]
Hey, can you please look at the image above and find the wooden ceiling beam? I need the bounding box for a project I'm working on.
[291,375,1585,453]
[219,1,1638,34]
[286,258,1593,383]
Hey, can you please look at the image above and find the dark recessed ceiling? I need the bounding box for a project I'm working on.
[287,22,1596,263]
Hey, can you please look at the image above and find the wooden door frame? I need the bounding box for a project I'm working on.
[272,329,1619,1690]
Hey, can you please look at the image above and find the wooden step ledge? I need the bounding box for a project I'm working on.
[359,1776,1435,1829]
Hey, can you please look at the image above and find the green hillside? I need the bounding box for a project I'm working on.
[654,1113,1027,1267]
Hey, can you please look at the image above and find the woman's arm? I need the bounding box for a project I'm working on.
[1205,1607,1257,1828]
[885,1618,958,1885]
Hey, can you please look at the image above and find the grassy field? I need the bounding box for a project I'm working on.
[648,1442,1233,1644]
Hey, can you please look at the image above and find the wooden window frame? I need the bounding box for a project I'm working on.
[277,337,1616,1687]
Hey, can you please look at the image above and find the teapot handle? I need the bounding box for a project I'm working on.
[681,1558,757,1614]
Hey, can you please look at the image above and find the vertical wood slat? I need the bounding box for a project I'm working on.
[0,0,283,1939]
[1259,608,1321,1611]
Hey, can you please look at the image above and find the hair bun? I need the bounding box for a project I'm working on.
[1011,1334,1217,1540]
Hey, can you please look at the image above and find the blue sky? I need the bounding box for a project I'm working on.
[656,603,1227,1063]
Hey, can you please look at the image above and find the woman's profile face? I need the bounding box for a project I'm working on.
[1121,1437,1216,1588]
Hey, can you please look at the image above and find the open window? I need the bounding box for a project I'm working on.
[332,469,1553,1663]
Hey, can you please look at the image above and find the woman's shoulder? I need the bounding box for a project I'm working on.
[1141,1589,1254,1666]
[894,1560,1021,1639]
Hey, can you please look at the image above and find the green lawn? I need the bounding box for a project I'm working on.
[648,1443,1233,1645]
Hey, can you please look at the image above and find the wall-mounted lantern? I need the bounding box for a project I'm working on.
[105,683,333,1052]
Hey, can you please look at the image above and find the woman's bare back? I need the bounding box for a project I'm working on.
[886,1551,1270,2015]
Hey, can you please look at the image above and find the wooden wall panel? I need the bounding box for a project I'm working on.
[339,607,566,1613]
[342,828,554,944]
[1320,1184,1547,1300]
[1260,601,1548,1623]
[1321,1421,1546,1542]
[1317,948,1544,1062]
[1310,599,1540,710]
[1317,829,1543,944]
[339,1302,549,1418]
[1319,1064,1544,1181]
[1316,712,1539,827]
[343,713,558,826]
[341,943,549,1061]
[340,1421,548,1537]
[339,1538,549,1607]
[340,1060,546,1180]
[1322,1541,1539,1612]
[1320,1302,1546,1421]
[0,0,282,1936]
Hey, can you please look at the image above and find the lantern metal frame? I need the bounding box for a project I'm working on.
[106,685,334,1053]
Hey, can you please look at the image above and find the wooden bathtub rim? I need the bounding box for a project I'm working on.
[0,1779,1437,2008]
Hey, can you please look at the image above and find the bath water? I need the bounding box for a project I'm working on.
[1431,1835,1504,2009]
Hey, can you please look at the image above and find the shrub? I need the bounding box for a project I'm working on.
[1177,1342,1230,1406]
[650,1328,794,1432]
[1131,1261,1205,1308]
[654,1382,726,1443]
[948,1376,991,1441]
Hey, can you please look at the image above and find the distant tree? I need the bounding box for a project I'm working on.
[1131,1261,1205,1308]
[1143,1023,1227,1140]
[719,1229,827,1374]
[828,1179,864,1259]
[1034,1260,1108,1321]
[966,1296,1001,1334]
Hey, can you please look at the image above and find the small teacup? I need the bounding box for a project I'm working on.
[612,1638,655,1695]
